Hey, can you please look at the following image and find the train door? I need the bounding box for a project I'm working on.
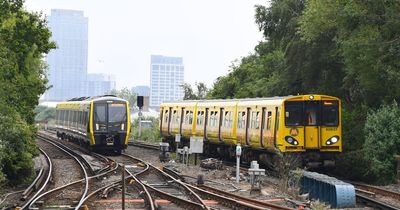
[304,101,320,148]
[160,107,164,134]
[180,108,184,135]
[273,107,278,147]
[204,108,209,139]
[260,108,266,148]
[168,107,172,135]
[218,108,224,142]
[245,108,251,146]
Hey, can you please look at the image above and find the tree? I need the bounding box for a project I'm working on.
[0,0,55,185]
[363,102,400,184]
[109,87,137,110]
[181,82,209,100]
[0,0,56,124]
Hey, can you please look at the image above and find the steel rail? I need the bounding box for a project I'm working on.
[122,154,209,210]
[356,193,400,210]
[128,141,159,150]
[31,137,89,210]
[19,148,53,209]
[38,131,98,175]
[81,156,157,210]
[163,166,293,210]
[351,182,400,201]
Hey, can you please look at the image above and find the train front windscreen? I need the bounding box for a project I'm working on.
[284,101,339,126]
[94,103,127,132]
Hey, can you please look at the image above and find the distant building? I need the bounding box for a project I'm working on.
[150,55,184,107]
[45,9,88,101]
[87,73,116,97]
[132,86,150,97]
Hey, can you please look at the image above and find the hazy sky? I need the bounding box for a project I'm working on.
[25,0,266,89]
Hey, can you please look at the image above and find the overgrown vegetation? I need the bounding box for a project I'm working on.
[0,0,55,185]
[131,117,161,143]
[34,105,56,125]
[209,0,400,183]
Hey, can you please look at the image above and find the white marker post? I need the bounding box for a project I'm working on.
[175,134,181,161]
[236,144,242,183]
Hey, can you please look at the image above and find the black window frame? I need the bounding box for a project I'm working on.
[321,100,339,126]
[284,101,304,126]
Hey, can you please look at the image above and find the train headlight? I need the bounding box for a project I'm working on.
[285,136,299,145]
[96,123,99,130]
[326,136,339,145]
[121,123,125,130]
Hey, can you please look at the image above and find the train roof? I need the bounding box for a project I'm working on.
[56,95,127,109]
[160,94,340,107]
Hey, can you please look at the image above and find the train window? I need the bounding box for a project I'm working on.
[109,103,127,123]
[255,112,260,129]
[214,111,218,127]
[197,111,202,125]
[322,101,339,126]
[285,101,303,126]
[209,111,214,127]
[305,101,320,126]
[94,104,106,123]
[165,110,169,123]
[188,111,193,125]
[237,112,245,129]
[267,111,272,130]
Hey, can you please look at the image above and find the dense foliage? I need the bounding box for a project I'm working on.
[109,87,137,111]
[34,105,56,124]
[132,117,161,143]
[181,82,209,100]
[363,103,400,183]
[209,0,400,182]
[0,0,55,185]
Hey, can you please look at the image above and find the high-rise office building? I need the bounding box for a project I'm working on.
[45,9,88,101]
[87,73,116,97]
[150,55,184,107]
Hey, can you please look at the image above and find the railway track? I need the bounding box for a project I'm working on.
[38,132,295,209]
[31,134,92,210]
[128,140,159,150]
[352,182,400,210]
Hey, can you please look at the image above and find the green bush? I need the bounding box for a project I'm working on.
[362,102,400,184]
[131,117,161,143]
[0,106,38,185]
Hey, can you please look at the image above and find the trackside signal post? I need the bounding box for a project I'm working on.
[137,96,144,138]
[236,144,242,183]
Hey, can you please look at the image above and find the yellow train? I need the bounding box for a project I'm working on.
[160,95,341,167]
[55,95,131,154]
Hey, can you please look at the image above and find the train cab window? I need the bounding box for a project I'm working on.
[285,101,303,126]
[322,101,339,126]
[109,103,127,123]
[305,101,320,126]
[94,104,106,123]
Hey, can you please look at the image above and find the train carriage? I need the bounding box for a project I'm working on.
[55,95,131,154]
[160,94,341,167]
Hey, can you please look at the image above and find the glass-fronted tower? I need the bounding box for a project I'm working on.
[45,9,88,101]
[150,55,184,107]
